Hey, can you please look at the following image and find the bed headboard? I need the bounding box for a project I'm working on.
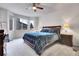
[42,25,61,39]
[43,25,61,32]
[43,25,61,28]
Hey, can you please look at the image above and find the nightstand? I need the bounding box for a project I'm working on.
[60,34,73,47]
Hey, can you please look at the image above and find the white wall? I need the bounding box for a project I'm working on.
[0,8,16,40]
[0,8,8,34]
[38,13,63,29]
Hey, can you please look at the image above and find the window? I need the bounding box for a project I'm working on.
[16,18,21,30]
[20,18,28,30]
[20,18,28,24]
[16,18,34,30]
[9,16,13,30]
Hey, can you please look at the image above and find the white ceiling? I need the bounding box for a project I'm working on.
[0,3,79,17]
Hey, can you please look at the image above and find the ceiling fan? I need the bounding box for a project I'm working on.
[26,3,44,12]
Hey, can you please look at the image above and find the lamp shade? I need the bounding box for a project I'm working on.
[63,23,70,29]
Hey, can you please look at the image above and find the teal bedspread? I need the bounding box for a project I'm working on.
[23,32,56,55]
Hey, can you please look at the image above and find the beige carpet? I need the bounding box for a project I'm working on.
[6,38,38,56]
[42,43,76,56]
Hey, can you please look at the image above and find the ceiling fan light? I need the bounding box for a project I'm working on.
[32,6,37,10]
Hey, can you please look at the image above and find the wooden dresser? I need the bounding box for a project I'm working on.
[60,34,73,47]
[0,30,4,56]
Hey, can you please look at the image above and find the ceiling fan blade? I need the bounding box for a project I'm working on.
[36,7,44,10]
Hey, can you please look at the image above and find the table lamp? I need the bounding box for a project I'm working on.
[63,23,70,32]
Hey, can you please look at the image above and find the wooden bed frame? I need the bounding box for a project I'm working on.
[43,25,61,34]
[43,25,61,28]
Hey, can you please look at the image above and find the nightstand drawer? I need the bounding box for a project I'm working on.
[60,34,73,46]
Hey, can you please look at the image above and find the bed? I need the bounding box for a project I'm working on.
[23,26,61,55]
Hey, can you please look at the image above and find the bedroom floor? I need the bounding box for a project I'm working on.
[4,38,79,56]
[5,38,38,56]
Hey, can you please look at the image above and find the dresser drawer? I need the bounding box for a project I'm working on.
[60,34,73,46]
[0,45,3,56]
[0,30,4,56]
